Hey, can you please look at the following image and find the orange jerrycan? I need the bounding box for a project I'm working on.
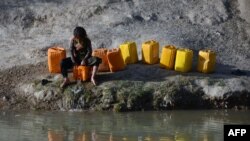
[197,49,216,73]
[119,41,138,64]
[48,47,66,73]
[92,48,110,72]
[107,48,125,72]
[174,48,193,72]
[142,40,159,64]
[160,45,177,70]
[73,66,90,81]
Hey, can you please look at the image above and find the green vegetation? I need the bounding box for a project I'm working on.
[22,75,250,112]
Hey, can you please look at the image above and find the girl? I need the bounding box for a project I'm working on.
[60,27,101,87]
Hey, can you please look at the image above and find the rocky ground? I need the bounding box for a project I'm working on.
[0,0,250,111]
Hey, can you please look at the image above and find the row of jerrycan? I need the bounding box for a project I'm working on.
[160,46,216,73]
[118,40,216,73]
[72,48,127,80]
[47,47,90,81]
[161,46,193,72]
[46,46,126,73]
[47,46,126,81]
[47,41,216,80]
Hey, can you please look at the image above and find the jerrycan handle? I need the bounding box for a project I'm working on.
[50,46,65,51]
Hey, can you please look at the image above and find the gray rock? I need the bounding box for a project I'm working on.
[238,0,250,23]
[34,90,46,101]
[2,96,7,102]
[43,90,54,101]
[71,86,83,95]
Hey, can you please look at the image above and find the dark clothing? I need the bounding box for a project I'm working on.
[61,57,74,78]
[71,38,92,65]
[61,38,102,78]
[61,57,102,77]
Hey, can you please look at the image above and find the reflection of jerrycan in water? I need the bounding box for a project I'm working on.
[48,130,64,141]
[74,132,92,141]
[158,136,175,141]
[175,132,191,141]
[202,134,209,141]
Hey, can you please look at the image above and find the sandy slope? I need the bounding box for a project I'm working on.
[0,0,250,71]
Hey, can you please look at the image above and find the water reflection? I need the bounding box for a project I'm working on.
[48,130,64,141]
[47,130,176,141]
[47,130,115,141]
[0,110,249,141]
[47,130,212,141]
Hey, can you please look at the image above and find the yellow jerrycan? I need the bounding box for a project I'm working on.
[174,48,193,72]
[197,49,216,73]
[160,45,177,70]
[142,40,159,64]
[119,41,138,64]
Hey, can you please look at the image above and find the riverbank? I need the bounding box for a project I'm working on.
[0,61,249,111]
[0,0,250,111]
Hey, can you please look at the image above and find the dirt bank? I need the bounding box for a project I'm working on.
[0,62,47,109]
[0,61,249,111]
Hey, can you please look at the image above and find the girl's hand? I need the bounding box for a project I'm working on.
[75,43,83,50]
[81,60,86,66]
[72,61,77,66]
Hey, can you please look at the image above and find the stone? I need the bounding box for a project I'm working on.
[34,90,46,101]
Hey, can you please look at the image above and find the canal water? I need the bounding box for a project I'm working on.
[0,110,249,141]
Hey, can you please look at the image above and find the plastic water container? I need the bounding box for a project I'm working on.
[107,48,125,72]
[160,45,177,70]
[174,48,193,72]
[48,47,66,73]
[142,40,159,64]
[92,48,110,72]
[73,66,90,81]
[119,41,138,64]
[197,49,216,73]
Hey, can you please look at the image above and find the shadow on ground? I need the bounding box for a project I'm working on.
[96,61,250,85]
